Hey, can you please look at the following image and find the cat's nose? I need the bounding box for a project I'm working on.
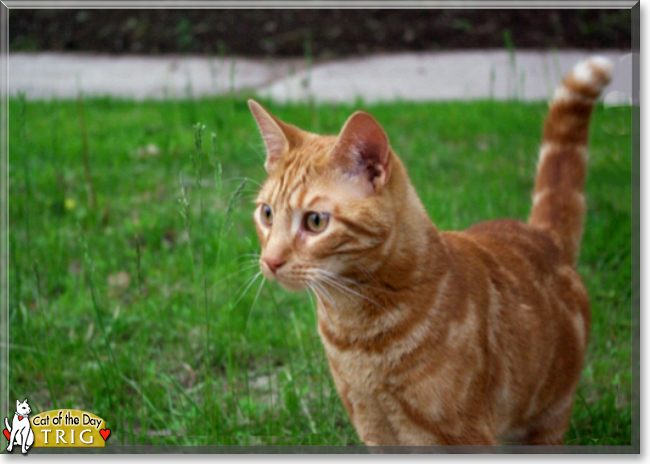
[263,257,286,273]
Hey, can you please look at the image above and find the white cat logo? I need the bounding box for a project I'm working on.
[4,399,35,454]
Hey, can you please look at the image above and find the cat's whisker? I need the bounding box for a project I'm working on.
[213,262,260,287]
[237,254,262,265]
[320,268,391,297]
[246,276,266,331]
[333,266,394,296]
[239,260,262,269]
[306,289,316,310]
[313,271,357,297]
[318,269,374,290]
[309,277,335,306]
[308,282,334,329]
[316,271,387,313]
[306,288,323,327]
[316,284,335,311]
[230,270,263,311]
[233,269,262,296]
[237,258,261,268]
[353,264,379,286]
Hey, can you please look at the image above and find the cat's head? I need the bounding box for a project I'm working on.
[249,100,399,292]
[16,399,31,415]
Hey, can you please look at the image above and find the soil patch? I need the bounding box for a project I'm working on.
[10,9,631,58]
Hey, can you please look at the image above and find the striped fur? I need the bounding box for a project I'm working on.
[249,57,612,446]
[529,56,613,263]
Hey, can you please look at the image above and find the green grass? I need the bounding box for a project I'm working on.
[8,96,632,446]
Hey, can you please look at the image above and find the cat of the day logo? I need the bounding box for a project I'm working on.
[4,399,111,454]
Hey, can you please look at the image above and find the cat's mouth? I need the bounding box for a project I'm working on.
[276,278,308,292]
[260,263,309,292]
[268,272,309,292]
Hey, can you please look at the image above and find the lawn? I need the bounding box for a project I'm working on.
[7,95,632,447]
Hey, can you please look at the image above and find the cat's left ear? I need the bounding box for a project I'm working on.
[330,111,391,192]
[248,99,304,173]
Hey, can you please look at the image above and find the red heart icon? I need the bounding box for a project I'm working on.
[3,429,9,441]
[100,429,111,441]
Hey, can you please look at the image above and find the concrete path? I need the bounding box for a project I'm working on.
[9,50,632,104]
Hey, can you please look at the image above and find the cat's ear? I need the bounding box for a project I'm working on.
[16,399,20,407]
[248,99,303,173]
[330,111,391,192]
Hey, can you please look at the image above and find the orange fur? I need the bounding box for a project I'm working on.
[249,57,612,446]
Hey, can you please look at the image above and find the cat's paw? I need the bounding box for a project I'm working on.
[365,440,388,454]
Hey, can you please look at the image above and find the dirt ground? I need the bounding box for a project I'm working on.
[10,9,632,58]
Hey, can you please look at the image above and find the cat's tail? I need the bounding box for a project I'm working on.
[4,416,10,432]
[529,56,613,264]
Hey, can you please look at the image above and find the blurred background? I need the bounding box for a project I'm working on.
[8,9,634,103]
[10,9,631,57]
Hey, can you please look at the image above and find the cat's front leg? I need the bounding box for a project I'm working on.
[347,391,401,447]
[21,429,29,454]
[329,370,396,446]
[380,392,498,447]
[16,427,31,454]
[332,376,400,446]
[7,427,17,452]
[26,427,35,449]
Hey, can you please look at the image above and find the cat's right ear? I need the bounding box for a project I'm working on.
[16,399,20,407]
[248,99,302,173]
[330,111,391,193]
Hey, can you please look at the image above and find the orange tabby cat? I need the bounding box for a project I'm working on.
[249,57,613,446]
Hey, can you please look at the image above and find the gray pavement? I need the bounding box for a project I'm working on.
[9,50,632,104]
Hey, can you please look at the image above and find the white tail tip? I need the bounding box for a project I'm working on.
[571,56,614,90]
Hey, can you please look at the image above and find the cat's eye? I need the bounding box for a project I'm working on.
[304,212,329,233]
[260,204,273,226]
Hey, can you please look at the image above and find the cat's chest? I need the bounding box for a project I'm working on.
[323,343,388,392]
[13,417,29,429]
[317,325,408,392]
[316,304,440,390]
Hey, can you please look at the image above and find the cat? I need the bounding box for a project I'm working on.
[248,56,613,446]
[5,399,35,454]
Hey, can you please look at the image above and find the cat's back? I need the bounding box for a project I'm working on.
[441,219,590,436]
[441,218,588,318]
[465,218,564,270]
[441,218,568,281]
